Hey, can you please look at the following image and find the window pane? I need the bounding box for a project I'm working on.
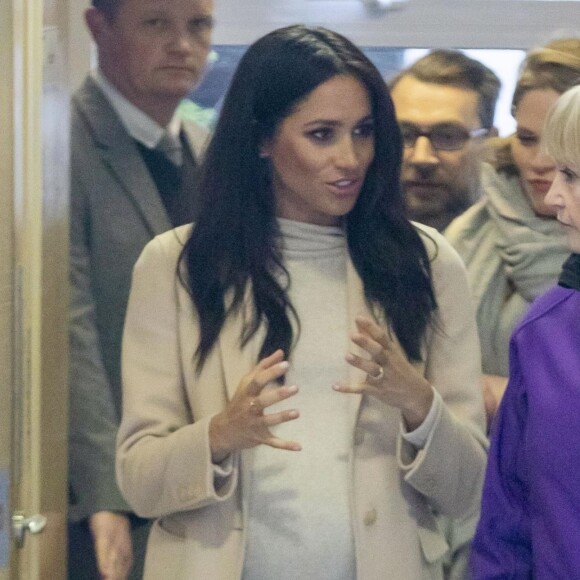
[185,46,526,136]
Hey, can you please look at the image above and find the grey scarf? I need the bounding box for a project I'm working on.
[445,164,569,375]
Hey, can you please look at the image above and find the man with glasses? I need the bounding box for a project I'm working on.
[390,50,500,231]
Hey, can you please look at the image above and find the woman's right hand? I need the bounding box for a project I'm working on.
[209,349,301,463]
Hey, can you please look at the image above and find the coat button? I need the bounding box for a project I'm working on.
[363,509,377,526]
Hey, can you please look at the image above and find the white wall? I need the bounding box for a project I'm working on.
[213,0,580,48]
[68,0,92,91]
[67,0,580,96]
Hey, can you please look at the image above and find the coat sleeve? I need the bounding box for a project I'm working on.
[116,233,238,519]
[470,338,532,578]
[397,229,488,519]
[68,107,130,522]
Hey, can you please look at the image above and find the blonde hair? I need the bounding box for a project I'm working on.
[512,38,580,113]
[493,38,580,176]
[543,84,580,167]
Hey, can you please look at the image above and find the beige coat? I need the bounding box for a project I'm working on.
[116,224,487,580]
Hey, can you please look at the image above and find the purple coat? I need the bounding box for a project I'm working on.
[471,284,580,578]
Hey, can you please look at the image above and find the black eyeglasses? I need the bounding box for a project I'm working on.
[399,123,489,151]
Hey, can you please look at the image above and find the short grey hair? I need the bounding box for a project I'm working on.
[543,84,580,167]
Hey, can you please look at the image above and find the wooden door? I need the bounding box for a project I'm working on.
[0,0,70,577]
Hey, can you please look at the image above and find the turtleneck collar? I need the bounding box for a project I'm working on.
[276,218,346,260]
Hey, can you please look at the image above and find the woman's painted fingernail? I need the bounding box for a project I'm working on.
[279,361,289,370]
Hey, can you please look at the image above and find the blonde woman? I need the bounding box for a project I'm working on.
[445,38,580,425]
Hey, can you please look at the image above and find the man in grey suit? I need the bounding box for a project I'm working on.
[68,0,213,578]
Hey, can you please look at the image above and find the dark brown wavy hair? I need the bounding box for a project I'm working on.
[181,25,437,371]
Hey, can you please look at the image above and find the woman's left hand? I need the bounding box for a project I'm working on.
[333,316,433,431]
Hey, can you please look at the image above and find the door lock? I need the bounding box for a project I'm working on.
[12,512,47,548]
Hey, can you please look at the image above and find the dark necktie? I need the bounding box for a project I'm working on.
[156,131,183,166]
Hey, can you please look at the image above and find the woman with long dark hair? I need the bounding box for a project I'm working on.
[116,25,486,579]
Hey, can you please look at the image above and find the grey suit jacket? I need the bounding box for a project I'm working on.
[68,76,208,522]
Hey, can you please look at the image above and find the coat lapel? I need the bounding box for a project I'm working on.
[76,77,172,236]
[345,258,369,425]
[217,287,264,529]
[218,287,265,403]
[101,148,171,236]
